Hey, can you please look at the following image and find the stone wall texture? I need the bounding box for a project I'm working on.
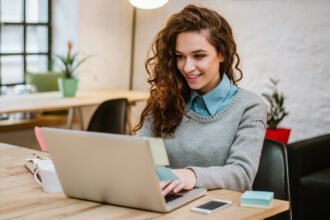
[133,0,330,143]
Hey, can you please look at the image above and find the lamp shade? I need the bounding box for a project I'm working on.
[129,0,168,9]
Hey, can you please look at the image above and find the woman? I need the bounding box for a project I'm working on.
[134,4,267,195]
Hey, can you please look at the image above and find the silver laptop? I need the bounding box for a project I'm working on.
[40,127,206,212]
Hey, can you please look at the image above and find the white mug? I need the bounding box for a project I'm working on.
[34,160,63,193]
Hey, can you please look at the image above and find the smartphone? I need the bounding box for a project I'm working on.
[191,199,232,214]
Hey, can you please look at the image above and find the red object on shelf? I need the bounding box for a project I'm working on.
[265,128,291,144]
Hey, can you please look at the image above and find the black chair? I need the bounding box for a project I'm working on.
[87,98,128,134]
[287,134,330,220]
[253,139,291,220]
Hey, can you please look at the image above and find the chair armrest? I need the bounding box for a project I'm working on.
[287,134,330,180]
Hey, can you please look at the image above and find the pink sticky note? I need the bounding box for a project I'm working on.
[34,127,48,152]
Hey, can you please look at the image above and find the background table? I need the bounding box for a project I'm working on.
[0,89,149,130]
[0,143,289,220]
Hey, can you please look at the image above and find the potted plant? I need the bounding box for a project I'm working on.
[56,41,90,97]
[262,78,290,144]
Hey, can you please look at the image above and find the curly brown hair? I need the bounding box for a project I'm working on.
[133,4,243,137]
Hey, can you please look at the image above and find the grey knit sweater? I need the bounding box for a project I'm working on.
[138,88,267,192]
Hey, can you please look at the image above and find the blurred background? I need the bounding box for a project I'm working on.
[0,0,329,147]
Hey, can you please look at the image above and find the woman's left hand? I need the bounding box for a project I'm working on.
[162,168,197,196]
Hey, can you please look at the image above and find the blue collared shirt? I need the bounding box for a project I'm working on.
[186,74,238,116]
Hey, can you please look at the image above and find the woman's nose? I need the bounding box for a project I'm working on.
[183,58,196,73]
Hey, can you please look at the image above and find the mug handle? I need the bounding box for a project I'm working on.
[34,169,42,186]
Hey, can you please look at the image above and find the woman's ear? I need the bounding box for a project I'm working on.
[218,53,224,62]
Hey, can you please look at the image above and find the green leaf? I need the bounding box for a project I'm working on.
[262,77,289,128]
[72,55,93,73]
[55,51,92,79]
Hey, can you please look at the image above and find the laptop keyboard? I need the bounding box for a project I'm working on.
[165,193,183,203]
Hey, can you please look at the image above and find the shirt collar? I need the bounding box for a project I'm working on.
[187,74,232,115]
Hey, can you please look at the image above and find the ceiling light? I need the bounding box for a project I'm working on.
[129,0,168,10]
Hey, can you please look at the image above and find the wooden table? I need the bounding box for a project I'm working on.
[0,143,289,220]
[0,89,149,130]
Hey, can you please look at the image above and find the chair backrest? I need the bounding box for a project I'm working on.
[253,139,291,220]
[87,98,128,134]
[252,139,292,220]
[25,72,64,92]
[253,139,290,200]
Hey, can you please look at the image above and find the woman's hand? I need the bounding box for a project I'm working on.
[162,168,197,196]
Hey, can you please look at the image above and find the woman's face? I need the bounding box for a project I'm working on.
[175,31,224,94]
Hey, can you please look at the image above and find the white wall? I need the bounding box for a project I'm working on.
[53,0,133,90]
[77,0,133,90]
[132,0,330,142]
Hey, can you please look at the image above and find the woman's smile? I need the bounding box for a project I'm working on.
[186,73,203,80]
[176,31,223,94]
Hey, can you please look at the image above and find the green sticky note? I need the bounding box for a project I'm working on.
[145,137,169,165]
[156,167,178,181]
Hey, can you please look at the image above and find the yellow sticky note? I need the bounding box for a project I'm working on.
[145,137,169,166]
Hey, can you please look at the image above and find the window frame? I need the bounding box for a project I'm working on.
[0,0,52,87]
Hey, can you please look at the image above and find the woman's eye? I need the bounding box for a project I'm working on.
[176,54,184,59]
[194,54,206,59]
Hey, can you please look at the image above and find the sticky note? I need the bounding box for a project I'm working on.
[156,166,178,181]
[35,126,48,152]
[240,191,274,208]
[145,137,169,165]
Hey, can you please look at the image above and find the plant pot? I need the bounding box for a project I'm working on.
[57,78,78,97]
[265,128,291,144]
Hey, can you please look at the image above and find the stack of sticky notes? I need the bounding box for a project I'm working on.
[156,166,178,181]
[240,191,274,208]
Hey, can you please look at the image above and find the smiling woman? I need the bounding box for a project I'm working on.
[133,4,267,196]
[175,31,224,94]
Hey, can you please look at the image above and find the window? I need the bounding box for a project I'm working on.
[0,0,51,87]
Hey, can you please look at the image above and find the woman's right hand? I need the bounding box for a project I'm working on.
[161,168,197,197]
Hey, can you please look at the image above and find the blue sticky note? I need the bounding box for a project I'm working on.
[240,191,274,208]
[156,167,178,181]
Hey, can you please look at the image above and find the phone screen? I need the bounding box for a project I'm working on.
[196,200,229,210]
